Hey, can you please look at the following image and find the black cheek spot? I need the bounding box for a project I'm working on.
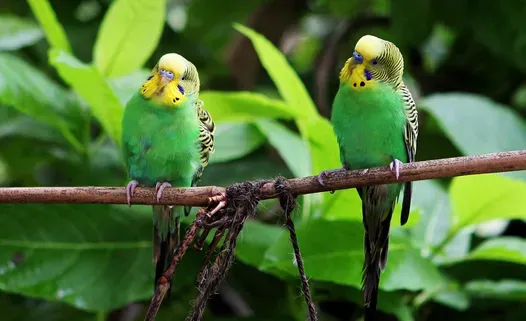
[360,81,365,87]
[353,83,357,87]
[146,75,153,80]
[142,89,146,92]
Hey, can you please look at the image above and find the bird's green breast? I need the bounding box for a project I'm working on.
[331,83,408,170]
[122,93,200,187]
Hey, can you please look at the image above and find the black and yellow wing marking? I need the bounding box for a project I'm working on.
[184,99,216,217]
[399,84,418,226]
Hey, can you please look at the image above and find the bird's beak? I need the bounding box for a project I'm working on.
[158,69,174,88]
[159,77,171,89]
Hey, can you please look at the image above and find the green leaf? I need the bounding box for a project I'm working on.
[432,288,470,311]
[254,119,311,178]
[49,49,124,145]
[0,53,82,151]
[210,122,266,164]
[0,204,149,311]
[464,237,526,265]
[236,220,284,268]
[108,69,150,105]
[200,91,296,123]
[411,180,451,249]
[0,116,64,143]
[0,294,93,321]
[234,24,341,219]
[234,24,318,120]
[0,14,43,51]
[377,292,415,321]
[0,204,202,312]
[450,174,526,230]
[411,180,472,264]
[27,0,71,53]
[93,0,167,78]
[420,94,526,179]
[465,279,526,301]
[261,219,446,292]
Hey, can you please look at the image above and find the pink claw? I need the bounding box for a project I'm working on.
[126,180,139,207]
[155,182,172,203]
[389,159,403,180]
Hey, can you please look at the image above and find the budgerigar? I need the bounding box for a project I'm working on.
[318,35,419,318]
[122,53,218,294]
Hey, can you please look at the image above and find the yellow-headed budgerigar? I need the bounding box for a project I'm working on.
[121,53,222,294]
[318,35,419,318]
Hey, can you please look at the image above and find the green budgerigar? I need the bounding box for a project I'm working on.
[122,53,217,293]
[318,35,419,318]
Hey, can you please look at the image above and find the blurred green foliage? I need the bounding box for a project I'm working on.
[0,0,526,320]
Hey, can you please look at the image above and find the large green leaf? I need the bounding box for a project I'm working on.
[0,204,149,311]
[0,293,93,321]
[108,69,150,105]
[0,116,64,143]
[420,93,526,179]
[254,119,311,178]
[234,24,318,120]
[410,180,451,249]
[210,122,267,164]
[0,53,81,151]
[450,174,526,230]
[235,25,341,218]
[463,237,526,265]
[0,204,202,312]
[410,180,471,263]
[0,14,43,51]
[236,220,284,268]
[260,219,446,292]
[49,49,124,145]
[27,0,71,53]
[465,279,526,301]
[200,91,295,123]
[93,0,167,78]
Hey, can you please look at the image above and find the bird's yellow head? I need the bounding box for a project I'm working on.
[140,53,200,107]
[340,35,404,90]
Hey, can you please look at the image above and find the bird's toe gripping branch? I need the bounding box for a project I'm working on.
[389,159,403,180]
[207,187,227,217]
[317,168,346,194]
[155,182,172,203]
[126,180,139,207]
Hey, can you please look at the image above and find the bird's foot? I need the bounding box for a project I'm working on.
[389,159,403,180]
[155,182,172,203]
[125,180,139,207]
[207,187,227,217]
[317,168,345,194]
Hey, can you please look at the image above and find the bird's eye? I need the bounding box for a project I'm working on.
[181,76,186,80]
[372,59,378,65]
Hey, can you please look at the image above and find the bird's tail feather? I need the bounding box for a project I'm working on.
[152,205,181,298]
[359,185,394,321]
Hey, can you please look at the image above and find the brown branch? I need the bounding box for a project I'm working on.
[0,150,525,205]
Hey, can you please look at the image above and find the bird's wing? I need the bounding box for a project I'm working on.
[399,84,418,226]
[184,99,216,216]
